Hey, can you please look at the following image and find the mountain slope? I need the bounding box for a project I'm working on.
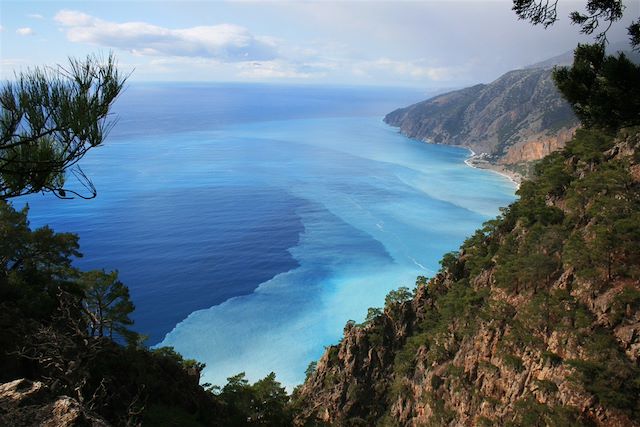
[384,67,579,179]
[293,127,640,426]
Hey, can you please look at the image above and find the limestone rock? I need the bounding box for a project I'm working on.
[0,379,110,427]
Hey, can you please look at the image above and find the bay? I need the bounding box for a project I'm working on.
[21,83,516,389]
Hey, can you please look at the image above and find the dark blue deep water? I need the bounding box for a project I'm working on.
[21,83,516,388]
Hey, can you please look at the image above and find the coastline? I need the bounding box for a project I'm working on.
[404,132,524,189]
[463,149,523,189]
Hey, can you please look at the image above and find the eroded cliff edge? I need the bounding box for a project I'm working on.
[293,128,640,426]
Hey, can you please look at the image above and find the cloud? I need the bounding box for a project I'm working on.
[237,60,320,79]
[141,55,325,80]
[0,58,27,67]
[28,13,44,19]
[55,10,93,27]
[16,27,35,36]
[54,10,277,62]
[352,58,460,81]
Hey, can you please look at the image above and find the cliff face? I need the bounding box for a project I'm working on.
[294,128,640,426]
[383,67,579,171]
[0,379,110,427]
[498,127,576,165]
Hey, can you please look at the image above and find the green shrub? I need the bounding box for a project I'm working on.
[477,416,495,427]
[507,397,582,427]
[384,287,413,310]
[534,379,559,394]
[446,364,465,379]
[542,351,562,366]
[479,361,500,375]
[567,355,640,416]
[610,286,640,325]
[143,404,204,427]
[430,374,444,390]
[501,353,524,373]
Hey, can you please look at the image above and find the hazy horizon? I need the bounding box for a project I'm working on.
[2,0,638,89]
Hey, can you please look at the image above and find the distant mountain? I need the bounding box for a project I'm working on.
[384,45,640,181]
[526,42,640,70]
[384,67,579,179]
[525,50,574,69]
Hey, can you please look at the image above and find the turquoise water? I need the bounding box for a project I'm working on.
[21,83,516,389]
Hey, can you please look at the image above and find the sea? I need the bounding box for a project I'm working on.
[19,82,516,389]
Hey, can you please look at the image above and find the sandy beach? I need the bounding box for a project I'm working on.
[464,150,523,188]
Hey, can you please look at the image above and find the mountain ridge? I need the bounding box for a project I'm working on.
[384,66,580,181]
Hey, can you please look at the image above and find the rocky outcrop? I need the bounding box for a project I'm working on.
[294,129,640,426]
[499,127,577,165]
[0,379,110,427]
[384,67,579,177]
[297,274,640,426]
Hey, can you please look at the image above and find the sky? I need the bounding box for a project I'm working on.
[1,0,638,87]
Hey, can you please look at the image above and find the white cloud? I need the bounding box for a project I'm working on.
[237,60,320,79]
[28,13,44,19]
[16,27,34,36]
[54,10,278,62]
[55,10,93,27]
[0,58,27,67]
[352,58,460,81]
[141,55,325,80]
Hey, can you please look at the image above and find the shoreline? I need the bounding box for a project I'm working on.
[463,150,523,189]
[406,134,524,188]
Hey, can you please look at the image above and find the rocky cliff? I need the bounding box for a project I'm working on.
[0,379,110,426]
[498,128,575,165]
[294,127,640,426]
[384,67,579,177]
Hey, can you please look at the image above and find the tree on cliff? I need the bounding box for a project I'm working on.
[218,372,292,426]
[513,0,640,131]
[0,202,80,320]
[0,53,126,199]
[512,0,639,48]
[553,44,640,130]
[78,269,136,342]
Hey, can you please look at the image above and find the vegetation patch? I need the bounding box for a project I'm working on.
[501,353,525,373]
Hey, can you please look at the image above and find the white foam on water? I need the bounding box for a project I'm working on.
[159,116,516,390]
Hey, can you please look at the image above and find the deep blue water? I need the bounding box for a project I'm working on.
[20,83,516,389]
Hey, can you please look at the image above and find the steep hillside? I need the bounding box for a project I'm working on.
[384,67,579,179]
[293,127,640,426]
